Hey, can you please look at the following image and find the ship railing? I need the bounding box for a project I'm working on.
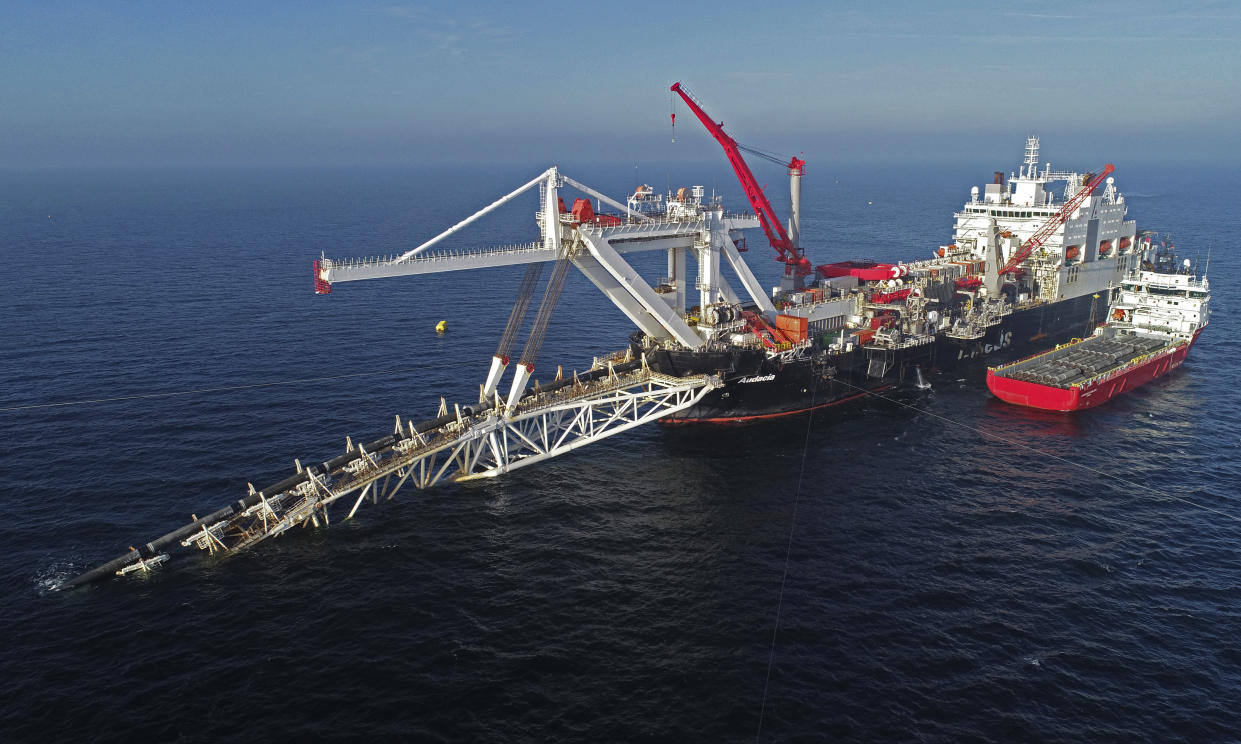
[944,319,990,340]
[864,332,936,350]
[592,349,633,369]
[323,241,546,269]
[766,340,813,359]
[516,367,713,414]
[576,212,759,237]
[284,366,708,504]
[577,216,703,238]
[1130,323,1177,335]
[944,299,1012,339]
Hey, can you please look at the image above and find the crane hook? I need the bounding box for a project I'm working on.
[670,94,676,143]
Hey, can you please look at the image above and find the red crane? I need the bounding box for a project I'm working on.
[999,164,1115,275]
[670,82,811,278]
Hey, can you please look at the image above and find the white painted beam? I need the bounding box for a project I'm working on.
[395,168,556,261]
[322,243,559,283]
[721,233,777,321]
[578,231,704,349]
[668,245,686,315]
[572,253,676,341]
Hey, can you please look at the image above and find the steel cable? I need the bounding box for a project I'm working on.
[496,261,546,360]
[517,250,573,368]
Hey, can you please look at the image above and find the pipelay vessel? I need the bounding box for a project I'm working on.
[633,84,1147,421]
[61,84,1160,587]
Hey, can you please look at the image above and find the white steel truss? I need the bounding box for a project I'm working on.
[175,366,720,562]
[64,167,758,589]
[316,167,763,340]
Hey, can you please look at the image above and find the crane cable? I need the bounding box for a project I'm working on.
[669,88,794,168]
[670,91,676,143]
[496,261,546,362]
[517,247,574,369]
[755,367,822,741]
[738,143,795,168]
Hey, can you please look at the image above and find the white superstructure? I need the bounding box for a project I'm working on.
[947,136,1143,306]
[1110,260,1210,341]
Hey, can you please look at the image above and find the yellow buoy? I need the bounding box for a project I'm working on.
[435,320,447,334]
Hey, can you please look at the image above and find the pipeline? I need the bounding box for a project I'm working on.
[58,359,643,591]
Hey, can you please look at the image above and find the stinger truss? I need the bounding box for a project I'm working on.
[62,165,760,589]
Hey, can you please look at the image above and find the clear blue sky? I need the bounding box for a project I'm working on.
[2,0,1237,167]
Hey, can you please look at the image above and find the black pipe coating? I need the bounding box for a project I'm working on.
[60,359,646,590]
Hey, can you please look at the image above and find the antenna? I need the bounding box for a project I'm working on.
[1023,135,1040,178]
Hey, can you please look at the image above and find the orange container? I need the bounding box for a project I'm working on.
[776,314,809,342]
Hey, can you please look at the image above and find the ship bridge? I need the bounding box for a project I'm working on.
[948,136,1140,306]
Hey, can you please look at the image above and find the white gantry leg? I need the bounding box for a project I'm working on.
[721,233,778,321]
[577,231,704,349]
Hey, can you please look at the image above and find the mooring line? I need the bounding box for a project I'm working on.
[832,376,1241,525]
[756,372,821,741]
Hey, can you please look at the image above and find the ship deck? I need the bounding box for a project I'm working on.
[991,331,1168,389]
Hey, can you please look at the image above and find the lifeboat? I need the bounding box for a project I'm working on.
[570,198,622,226]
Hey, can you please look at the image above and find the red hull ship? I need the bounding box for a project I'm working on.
[987,329,1200,411]
[987,247,1209,412]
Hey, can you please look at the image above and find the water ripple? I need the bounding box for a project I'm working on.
[2,164,1239,741]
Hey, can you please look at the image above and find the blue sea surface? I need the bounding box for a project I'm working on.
[1,160,1239,742]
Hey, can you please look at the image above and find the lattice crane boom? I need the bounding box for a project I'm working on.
[999,164,1115,275]
[670,82,810,277]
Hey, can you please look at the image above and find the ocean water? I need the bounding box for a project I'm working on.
[1,159,1239,742]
